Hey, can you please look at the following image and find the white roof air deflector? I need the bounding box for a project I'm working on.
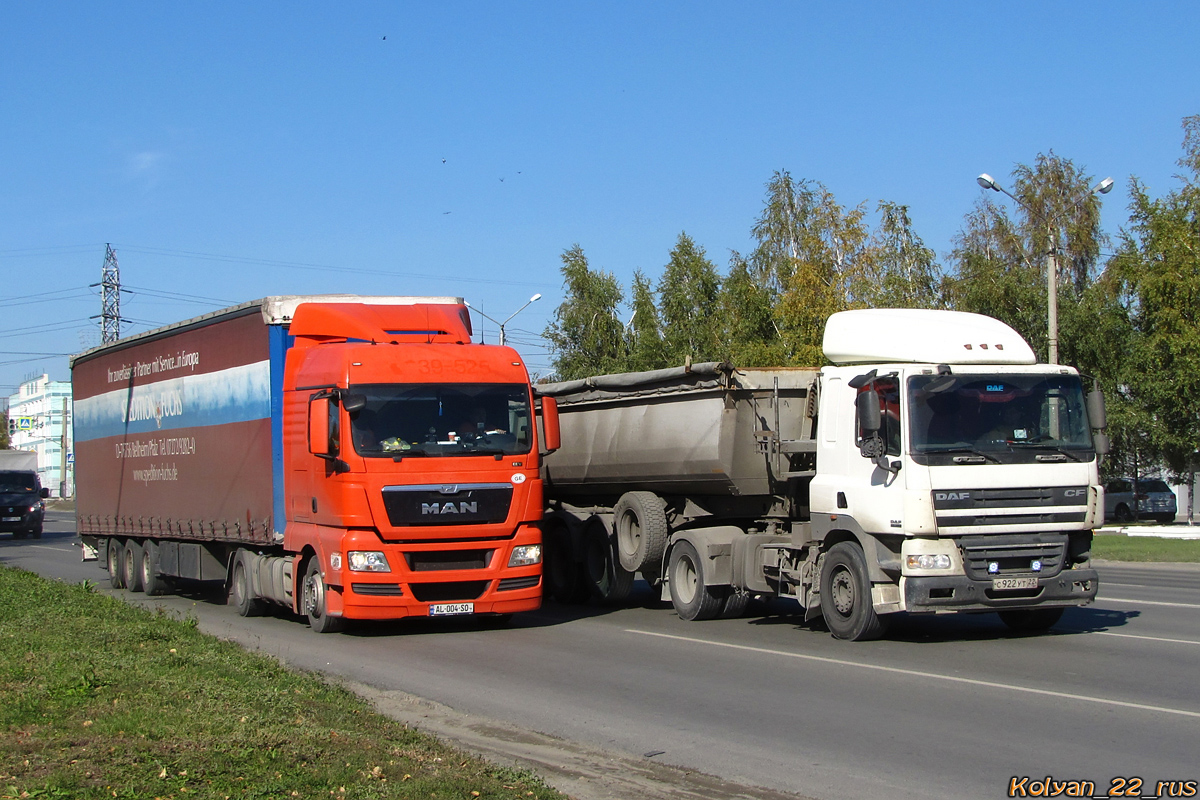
[823,309,1037,366]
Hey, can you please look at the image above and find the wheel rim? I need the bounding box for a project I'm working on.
[304,569,323,618]
[674,552,698,604]
[141,551,152,586]
[233,564,247,606]
[618,510,640,561]
[830,566,855,617]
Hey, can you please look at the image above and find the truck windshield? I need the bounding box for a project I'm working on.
[908,373,1094,465]
[348,383,532,458]
[0,472,37,492]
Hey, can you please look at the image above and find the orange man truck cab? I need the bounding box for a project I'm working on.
[73,295,558,632]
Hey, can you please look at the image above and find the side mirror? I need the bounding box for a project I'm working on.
[39,487,50,499]
[540,396,561,453]
[857,389,881,434]
[1087,389,1107,430]
[1092,431,1111,456]
[308,396,333,457]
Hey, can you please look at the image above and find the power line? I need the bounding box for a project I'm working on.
[114,243,544,288]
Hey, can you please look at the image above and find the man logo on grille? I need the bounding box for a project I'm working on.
[421,502,478,515]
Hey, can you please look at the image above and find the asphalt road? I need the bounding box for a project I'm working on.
[5,511,1200,800]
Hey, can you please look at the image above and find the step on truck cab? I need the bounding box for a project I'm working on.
[72,295,559,632]
[538,308,1103,640]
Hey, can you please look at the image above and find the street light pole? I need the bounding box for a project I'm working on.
[464,294,542,346]
[975,173,1113,365]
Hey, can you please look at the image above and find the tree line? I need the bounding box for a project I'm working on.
[543,115,1200,482]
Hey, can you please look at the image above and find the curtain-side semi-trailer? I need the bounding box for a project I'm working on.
[72,295,560,632]
[538,308,1105,640]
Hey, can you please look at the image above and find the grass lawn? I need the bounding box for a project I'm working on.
[1092,534,1200,562]
[0,565,563,800]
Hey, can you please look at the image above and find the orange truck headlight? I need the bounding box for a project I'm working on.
[508,544,542,567]
[348,551,391,572]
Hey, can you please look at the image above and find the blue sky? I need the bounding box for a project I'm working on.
[3,2,1198,396]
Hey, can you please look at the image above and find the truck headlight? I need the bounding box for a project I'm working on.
[906,553,952,570]
[508,544,542,567]
[347,551,391,572]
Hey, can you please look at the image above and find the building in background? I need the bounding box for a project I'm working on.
[6,374,73,497]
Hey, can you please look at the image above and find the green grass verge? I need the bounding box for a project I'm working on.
[0,565,564,800]
[1092,535,1200,562]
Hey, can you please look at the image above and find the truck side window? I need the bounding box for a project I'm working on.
[856,379,901,456]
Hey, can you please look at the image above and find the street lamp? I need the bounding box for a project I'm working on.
[464,294,542,346]
[976,173,1113,365]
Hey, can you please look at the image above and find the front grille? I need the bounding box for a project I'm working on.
[933,486,1088,529]
[405,549,492,571]
[351,583,404,596]
[498,575,539,591]
[409,580,490,602]
[959,533,1067,579]
[382,483,513,527]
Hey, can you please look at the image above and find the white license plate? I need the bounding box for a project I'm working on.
[992,576,1038,590]
[429,602,475,616]
[1,517,20,522]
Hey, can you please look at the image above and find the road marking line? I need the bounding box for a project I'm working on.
[625,629,1200,719]
[1097,596,1200,609]
[1091,631,1200,646]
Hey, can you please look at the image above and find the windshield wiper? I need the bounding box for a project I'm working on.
[1005,441,1083,461]
[919,446,1002,463]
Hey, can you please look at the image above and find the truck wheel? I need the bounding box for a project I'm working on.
[229,553,266,617]
[141,540,170,596]
[819,542,888,641]
[302,557,346,633]
[107,539,126,589]
[718,589,749,619]
[123,539,145,593]
[614,491,669,576]
[583,516,634,604]
[998,608,1064,632]
[668,540,724,621]
[543,518,589,604]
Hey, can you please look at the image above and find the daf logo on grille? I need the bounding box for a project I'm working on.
[439,485,459,495]
[936,492,971,500]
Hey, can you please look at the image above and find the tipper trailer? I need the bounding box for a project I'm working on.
[72,295,560,632]
[538,308,1105,640]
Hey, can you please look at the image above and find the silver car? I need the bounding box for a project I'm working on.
[1105,477,1178,523]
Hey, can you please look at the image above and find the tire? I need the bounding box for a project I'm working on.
[123,539,145,592]
[543,518,589,604]
[668,540,725,621]
[107,539,126,589]
[819,542,888,641]
[613,491,669,576]
[31,524,43,539]
[229,553,266,617]
[141,540,170,596]
[583,516,634,604]
[302,556,346,633]
[1114,504,1134,523]
[718,589,749,619]
[998,608,1064,632]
